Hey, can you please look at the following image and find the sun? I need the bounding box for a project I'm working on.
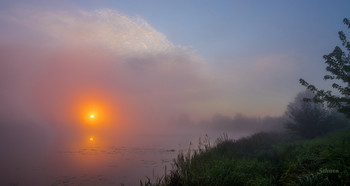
[90,114,95,119]
[89,137,94,141]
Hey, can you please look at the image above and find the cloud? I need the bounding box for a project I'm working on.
[6,8,180,56]
[0,7,212,146]
[0,7,292,148]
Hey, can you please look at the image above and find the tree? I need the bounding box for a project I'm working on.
[285,90,349,138]
[300,18,350,118]
[284,90,336,138]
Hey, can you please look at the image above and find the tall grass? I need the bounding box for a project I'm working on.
[141,130,350,185]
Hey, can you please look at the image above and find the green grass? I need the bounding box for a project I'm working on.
[141,130,350,185]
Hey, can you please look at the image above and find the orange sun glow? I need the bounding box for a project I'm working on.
[70,91,123,137]
[89,137,94,141]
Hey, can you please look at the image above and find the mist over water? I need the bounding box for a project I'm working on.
[0,7,286,185]
[0,113,282,185]
[0,116,266,185]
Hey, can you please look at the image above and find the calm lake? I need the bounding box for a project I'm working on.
[0,123,250,185]
[2,145,177,185]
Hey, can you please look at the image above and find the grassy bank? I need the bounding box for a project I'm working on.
[142,130,350,185]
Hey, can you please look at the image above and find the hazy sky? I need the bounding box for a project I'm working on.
[63,0,350,117]
[1,0,350,130]
[3,2,350,184]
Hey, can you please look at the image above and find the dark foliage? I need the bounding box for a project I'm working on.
[300,18,350,118]
[284,90,349,139]
[141,130,350,185]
